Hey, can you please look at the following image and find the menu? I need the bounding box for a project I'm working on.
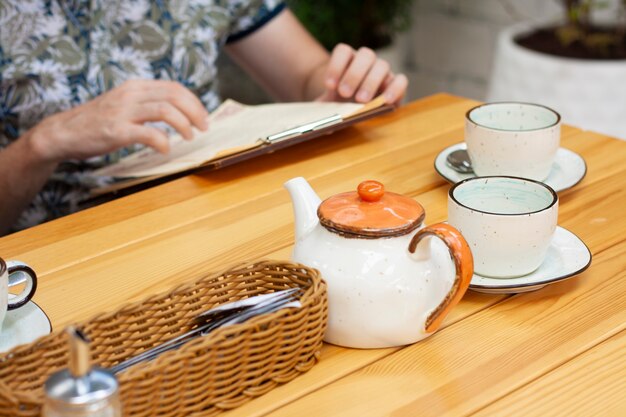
[91,96,391,193]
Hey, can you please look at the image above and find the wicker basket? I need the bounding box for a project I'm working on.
[0,260,327,417]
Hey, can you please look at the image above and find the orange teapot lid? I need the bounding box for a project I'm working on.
[318,180,425,238]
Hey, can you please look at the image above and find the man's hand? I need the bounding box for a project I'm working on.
[27,79,210,164]
[318,43,408,105]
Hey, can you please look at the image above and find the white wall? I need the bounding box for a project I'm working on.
[403,0,565,101]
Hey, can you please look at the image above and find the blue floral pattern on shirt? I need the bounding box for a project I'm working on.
[0,0,283,231]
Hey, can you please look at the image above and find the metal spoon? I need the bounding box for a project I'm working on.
[446,149,474,174]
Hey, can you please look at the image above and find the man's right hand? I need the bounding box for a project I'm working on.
[27,79,210,164]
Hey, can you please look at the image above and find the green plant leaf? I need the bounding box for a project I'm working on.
[287,0,414,49]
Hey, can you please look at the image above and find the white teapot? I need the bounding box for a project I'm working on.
[285,177,473,348]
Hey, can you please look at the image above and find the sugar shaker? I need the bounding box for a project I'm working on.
[43,327,121,417]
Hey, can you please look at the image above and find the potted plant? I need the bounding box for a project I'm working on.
[488,0,626,139]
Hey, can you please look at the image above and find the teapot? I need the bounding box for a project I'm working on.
[284,177,473,348]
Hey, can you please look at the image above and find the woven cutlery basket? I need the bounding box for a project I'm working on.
[0,260,327,417]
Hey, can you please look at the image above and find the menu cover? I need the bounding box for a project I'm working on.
[91,96,393,194]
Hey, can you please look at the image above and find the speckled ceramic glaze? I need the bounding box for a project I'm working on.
[465,102,561,181]
[448,177,558,278]
[285,177,474,349]
[0,259,38,333]
[0,298,51,353]
[470,226,592,294]
[434,142,587,193]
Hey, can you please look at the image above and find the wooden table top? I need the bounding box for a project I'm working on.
[2,94,625,416]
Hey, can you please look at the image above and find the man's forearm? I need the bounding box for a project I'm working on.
[0,129,57,235]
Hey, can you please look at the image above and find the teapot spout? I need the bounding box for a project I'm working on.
[284,177,321,242]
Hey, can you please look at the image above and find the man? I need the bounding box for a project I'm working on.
[0,1,408,235]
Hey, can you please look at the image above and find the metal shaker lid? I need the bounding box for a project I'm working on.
[45,368,119,405]
[45,327,118,405]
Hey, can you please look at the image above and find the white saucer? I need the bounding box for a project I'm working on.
[469,226,591,294]
[0,299,52,353]
[434,143,587,192]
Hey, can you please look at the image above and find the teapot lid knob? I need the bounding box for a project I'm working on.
[357,181,384,202]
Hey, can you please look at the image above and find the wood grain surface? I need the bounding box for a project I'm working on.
[473,331,626,417]
[1,94,624,416]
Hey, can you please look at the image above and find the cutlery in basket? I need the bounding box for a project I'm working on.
[109,287,303,374]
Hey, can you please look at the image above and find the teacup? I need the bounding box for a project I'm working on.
[0,258,38,333]
[465,102,561,181]
[448,176,558,278]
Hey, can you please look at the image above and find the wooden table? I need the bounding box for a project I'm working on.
[2,94,625,416]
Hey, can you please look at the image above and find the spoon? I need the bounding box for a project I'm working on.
[446,149,474,174]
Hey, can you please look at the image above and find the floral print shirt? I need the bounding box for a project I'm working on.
[0,0,284,232]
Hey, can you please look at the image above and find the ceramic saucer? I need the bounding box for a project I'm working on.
[469,226,591,294]
[0,299,52,353]
[434,142,587,192]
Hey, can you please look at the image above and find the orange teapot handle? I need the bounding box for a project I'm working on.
[408,223,474,334]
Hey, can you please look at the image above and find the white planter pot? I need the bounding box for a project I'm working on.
[488,22,626,140]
